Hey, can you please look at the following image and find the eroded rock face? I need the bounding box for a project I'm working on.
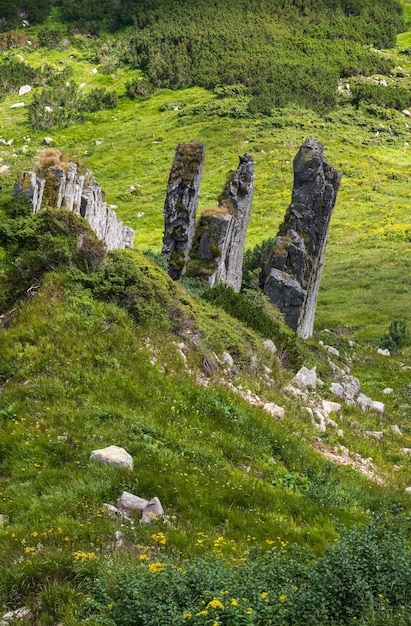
[262,139,341,338]
[162,141,206,279]
[188,153,254,291]
[14,162,134,251]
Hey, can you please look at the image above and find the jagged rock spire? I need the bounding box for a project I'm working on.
[14,156,134,251]
[187,153,254,291]
[262,138,341,338]
[162,141,206,280]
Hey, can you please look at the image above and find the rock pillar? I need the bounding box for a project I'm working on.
[14,159,134,251]
[262,138,341,338]
[188,153,254,291]
[162,141,206,280]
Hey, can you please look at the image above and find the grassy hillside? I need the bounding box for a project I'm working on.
[0,2,411,624]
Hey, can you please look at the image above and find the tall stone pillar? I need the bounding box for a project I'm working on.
[188,153,254,291]
[162,141,206,280]
[263,138,341,338]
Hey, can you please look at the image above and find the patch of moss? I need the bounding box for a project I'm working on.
[169,141,205,187]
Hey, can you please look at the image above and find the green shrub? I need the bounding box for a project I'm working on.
[82,515,411,626]
[37,27,63,49]
[379,319,409,352]
[28,83,85,130]
[83,87,118,112]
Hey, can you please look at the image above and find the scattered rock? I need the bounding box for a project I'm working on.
[405,487,411,494]
[383,387,393,394]
[391,424,402,436]
[140,497,164,525]
[91,68,98,74]
[90,445,133,470]
[1,607,33,625]
[365,431,383,440]
[377,348,390,356]
[15,54,24,62]
[263,402,285,419]
[102,503,119,516]
[42,137,53,145]
[202,354,218,375]
[117,491,149,512]
[400,448,411,456]
[402,110,411,117]
[95,140,103,146]
[0,165,10,174]
[357,394,384,414]
[321,399,341,414]
[325,345,339,357]
[10,102,25,109]
[262,339,277,354]
[292,366,317,390]
[221,352,234,368]
[18,85,31,96]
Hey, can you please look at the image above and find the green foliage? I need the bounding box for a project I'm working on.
[352,82,411,111]
[28,83,118,130]
[0,203,106,312]
[83,87,118,112]
[379,319,409,352]
[87,248,175,325]
[0,58,39,100]
[242,237,276,288]
[202,285,301,369]
[82,515,411,626]
[28,83,85,130]
[125,76,152,99]
[37,27,64,49]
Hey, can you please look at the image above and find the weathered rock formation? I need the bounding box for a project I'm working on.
[262,139,341,338]
[162,141,206,279]
[187,153,254,291]
[14,159,134,251]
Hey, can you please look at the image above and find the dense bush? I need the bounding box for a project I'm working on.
[0,202,106,312]
[0,58,40,100]
[28,84,118,130]
[202,284,301,369]
[379,319,409,352]
[351,82,411,111]
[82,515,411,626]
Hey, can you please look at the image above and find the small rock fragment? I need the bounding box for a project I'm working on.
[262,339,277,354]
[140,497,164,525]
[365,431,383,440]
[383,387,393,394]
[90,445,133,470]
[18,85,31,96]
[292,366,317,390]
[377,348,390,356]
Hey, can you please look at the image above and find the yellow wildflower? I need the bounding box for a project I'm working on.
[231,598,238,606]
[261,592,268,601]
[279,595,287,603]
[207,598,224,609]
[182,612,192,619]
[246,608,253,615]
[148,562,165,573]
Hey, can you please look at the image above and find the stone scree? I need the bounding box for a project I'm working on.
[262,138,341,338]
[14,163,134,251]
[162,141,206,279]
[188,153,254,292]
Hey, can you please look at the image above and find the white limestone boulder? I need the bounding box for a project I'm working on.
[90,445,133,470]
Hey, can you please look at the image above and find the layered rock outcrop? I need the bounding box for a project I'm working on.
[14,159,134,251]
[262,139,341,338]
[162,141,206,279]
[188,153,254,291]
